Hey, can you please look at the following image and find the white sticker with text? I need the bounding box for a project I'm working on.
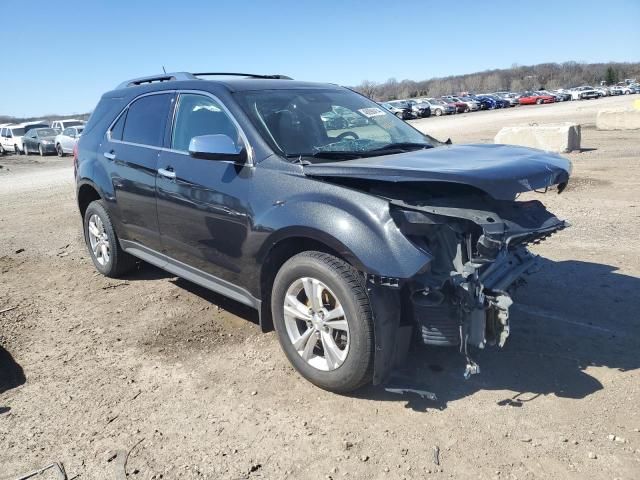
[358,107,386,118]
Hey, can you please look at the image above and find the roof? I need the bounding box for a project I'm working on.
[110,71,341,95]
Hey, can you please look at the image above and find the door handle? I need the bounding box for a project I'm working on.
[158,167,176,179]
[103,151,116,160]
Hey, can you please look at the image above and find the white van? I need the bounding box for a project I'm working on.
[0,121,49,154]
[51,119,85,133]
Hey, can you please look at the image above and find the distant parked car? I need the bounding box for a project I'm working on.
[493,92,520,106]
[0,121,48,154]
[594,87,610,97]
[570,86,600,100]
[518,92,555,105]
[548,90,572,102]
[404,99,431,118]
[54,125,84,156]
[472,95,498,109]
[51,119,85,133]
[607,85,623,96]
[616,85,633,95]
[416,98,456,116]
[453,96,481,111]
[22,127,59,156]
[481,94,510,108]
[380,101,415,120]
[441,96,470,113]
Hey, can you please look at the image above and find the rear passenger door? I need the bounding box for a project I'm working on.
[101,92,174,252]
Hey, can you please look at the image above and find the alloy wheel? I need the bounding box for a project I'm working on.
[87,214,111,266]
[283,277,350,371]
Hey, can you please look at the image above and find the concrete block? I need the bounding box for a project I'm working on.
[596,109,640,130]
[494,122,581,153]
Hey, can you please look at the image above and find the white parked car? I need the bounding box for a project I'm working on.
[54,125,84,156]
[51,119,85,133]
[570,86,600,100]
[0,121,49,154]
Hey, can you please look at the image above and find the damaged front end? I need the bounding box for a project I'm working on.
[387,188,568,378]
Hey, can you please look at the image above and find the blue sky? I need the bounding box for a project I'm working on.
[1,0,638,117]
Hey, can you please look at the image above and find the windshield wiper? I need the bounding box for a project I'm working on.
[370,142,433,152]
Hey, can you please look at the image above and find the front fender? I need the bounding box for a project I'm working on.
[256,191,432,280]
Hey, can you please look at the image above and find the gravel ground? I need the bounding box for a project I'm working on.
[1,95,639,479]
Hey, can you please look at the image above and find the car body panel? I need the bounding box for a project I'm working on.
[302,144,570,201]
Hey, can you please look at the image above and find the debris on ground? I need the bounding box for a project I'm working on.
[12,462,69,480]
[433,445,440,466]
[384,387,437,401]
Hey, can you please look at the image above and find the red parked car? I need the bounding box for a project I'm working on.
[441,97,468,113]
[518,92,555,105]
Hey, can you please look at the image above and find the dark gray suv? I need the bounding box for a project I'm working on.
[75,72,571,392]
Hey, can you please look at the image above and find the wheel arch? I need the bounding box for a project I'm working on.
[77,180,103,219]
[257,232,355,333]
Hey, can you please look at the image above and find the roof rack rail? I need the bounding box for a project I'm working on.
[192,72,293,80]
[116,71,292,89]
[116,72,197,89]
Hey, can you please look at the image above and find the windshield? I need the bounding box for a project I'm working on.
[36,128,58,137]
[234,88,436,160]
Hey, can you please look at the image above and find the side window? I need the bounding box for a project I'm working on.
[171,94,240,152]
[62,128,71,136]
[110,110,127,141]
[121,94,172,147]
[0,128,5,137]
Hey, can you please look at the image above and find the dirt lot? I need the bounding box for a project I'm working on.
[1,95,639,480]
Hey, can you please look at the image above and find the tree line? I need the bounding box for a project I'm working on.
[354,61,640,101]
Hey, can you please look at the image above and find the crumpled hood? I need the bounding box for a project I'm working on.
[303,144,572,200]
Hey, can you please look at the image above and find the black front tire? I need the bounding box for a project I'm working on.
[84,200,136,278]
[271,251,374,393]
[39,144,45,156]
[57,144,65,157]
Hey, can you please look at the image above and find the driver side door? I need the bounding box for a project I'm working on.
[156,92,254,288]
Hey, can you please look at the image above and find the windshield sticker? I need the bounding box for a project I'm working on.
[358,107,386,118]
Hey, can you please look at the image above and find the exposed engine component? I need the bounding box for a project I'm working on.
[390,191,567,378]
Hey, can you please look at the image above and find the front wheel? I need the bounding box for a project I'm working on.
[536,98,543,105]
[57,144,64,157]
[435,108,442,116]
[271,252,374,393]
[39,144,45,156]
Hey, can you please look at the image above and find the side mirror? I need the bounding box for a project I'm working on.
[188,134,247,163]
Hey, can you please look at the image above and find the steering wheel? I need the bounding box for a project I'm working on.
[335,131,359,141]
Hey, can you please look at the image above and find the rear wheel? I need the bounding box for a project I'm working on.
[84,200,136,277]
[271,252,374,393]
[435,108,443,116]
